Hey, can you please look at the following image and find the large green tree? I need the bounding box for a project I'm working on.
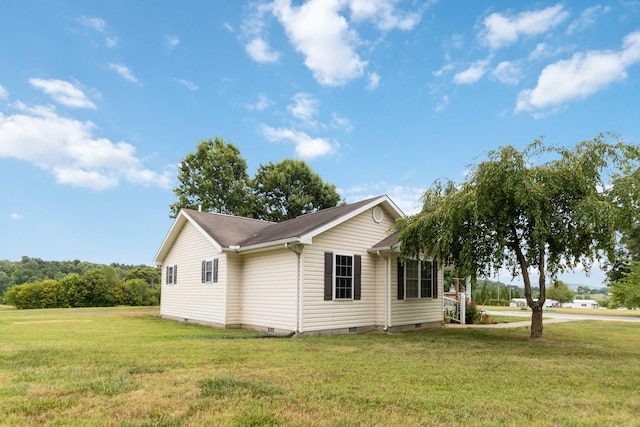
[396,134,639,338]
[170,137,254,218]
[252,159,341,222]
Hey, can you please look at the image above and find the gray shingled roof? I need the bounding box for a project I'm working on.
[370,231,400,251]
[183,195,390,249]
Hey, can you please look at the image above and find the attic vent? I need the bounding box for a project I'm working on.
[372,206,383,223]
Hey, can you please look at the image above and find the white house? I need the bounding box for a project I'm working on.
[562,299,599,309]
[154,195,444,336]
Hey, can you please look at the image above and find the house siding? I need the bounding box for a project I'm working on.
[160,221,226,325]
[300,207,395,333]
[225,253,242,326]
[389,256,443,327]
[240,249,298,332]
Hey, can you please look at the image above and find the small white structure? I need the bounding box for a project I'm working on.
[509,298,559,308]
[562,299,599,309]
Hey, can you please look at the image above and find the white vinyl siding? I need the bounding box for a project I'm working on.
[160,221,227,325]
[240,249,298,332]
[301,207,393,333]
[390,257,443,326]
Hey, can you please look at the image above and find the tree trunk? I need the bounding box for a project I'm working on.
[530,304,543,339]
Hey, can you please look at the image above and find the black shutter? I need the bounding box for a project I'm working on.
[201,261,206,283]
[432,259,438,299]
[174,265,177,284]
[166,266,170,284]
[397,259,404,300]
[213,258,219,283]
[354,255,361,300]
[324,252,333,301]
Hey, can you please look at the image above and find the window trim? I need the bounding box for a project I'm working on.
[201,258,219,284]
[166,264,177,285]
[334,253,355,301]
[324,251,361,301]
[398,258,438,300]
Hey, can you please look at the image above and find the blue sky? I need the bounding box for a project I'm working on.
[1,1,639,287]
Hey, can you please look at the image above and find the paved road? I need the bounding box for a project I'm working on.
[448,310,640,328]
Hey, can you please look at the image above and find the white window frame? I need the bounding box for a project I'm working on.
[404,259,434,299]
[166,265,177,285]
[334,253,354,300]
[202,258,219,284]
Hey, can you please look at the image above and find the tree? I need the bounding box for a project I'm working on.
[396,134,639,338]
[252,159,341,222]
[609,261,640,308]
[170,137,254,218]
[547,280,575,304]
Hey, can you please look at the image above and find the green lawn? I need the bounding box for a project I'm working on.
[1,305,639,426]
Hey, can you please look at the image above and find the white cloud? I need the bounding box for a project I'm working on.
[433,63,455,77]
[567,5,611,35]
[272,0,367,86]
[165,34,180,50]
[453,58,490,84]
[79,16,106,32]
[245,37,281,63]
[176,79,199,91]
[29,78,96,109]
[331,112,353,132]
[0,102,170,190]
[287,92,319,126]
[348,0,421,31]
[10,212,23,220]
[0,84,8,99]
[367,72,380,90]
[224,22,235,32]
[105,36,118,48]
[516,31,640,113]
[435,94,449,112]
[108,63,138,83]
[481,4,569,49]
[260,124,334,159]
[491,61,522,85]
[245,93,273,111]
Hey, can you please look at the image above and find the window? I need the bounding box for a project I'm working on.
[397,259,437,300]
[324,252,361,301]
[201,258,219,283]
[335,255,353,299]
[166,265,177,285]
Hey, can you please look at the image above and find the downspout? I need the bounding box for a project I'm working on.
[286,243,304,335]
[377,251,390,332]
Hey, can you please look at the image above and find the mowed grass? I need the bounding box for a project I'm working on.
[1,305,639,426]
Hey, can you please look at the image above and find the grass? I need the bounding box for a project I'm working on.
[1,305,639,426]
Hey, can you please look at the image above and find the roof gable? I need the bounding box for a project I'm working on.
[154,195,404,262]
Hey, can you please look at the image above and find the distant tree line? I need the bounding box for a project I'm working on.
[1,257,160,309]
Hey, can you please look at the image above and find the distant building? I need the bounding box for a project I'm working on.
[562,299,599,309]
[509,298,559,308]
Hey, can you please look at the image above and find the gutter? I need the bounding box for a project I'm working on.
[222,237,310,254]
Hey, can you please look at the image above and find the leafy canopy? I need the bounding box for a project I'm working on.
[253,159,341,222]
[170,138,341,221]
[396,133,639,338]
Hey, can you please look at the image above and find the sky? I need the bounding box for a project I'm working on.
[1,1,639,288]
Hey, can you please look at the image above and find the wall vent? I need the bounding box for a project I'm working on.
[415,323,422,328]
[267,327,275,334]
[348,327,357,333]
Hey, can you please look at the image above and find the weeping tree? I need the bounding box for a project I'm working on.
[396,134,639,338]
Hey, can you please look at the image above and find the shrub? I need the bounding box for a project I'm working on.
[465,300,480,324]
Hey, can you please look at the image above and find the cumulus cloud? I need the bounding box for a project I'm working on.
[491,61,522,85]
[0,102,170,190]
[516,31,640,114]
[287,92,319,126]
[453,58,490,84]
[480,4,569,49]
[272,0,367,86]
[245,37,281,63]
[108,63,138,83]
[348,0,421,31]
[29,78,96,109]
[260,124,334,159]
[245,93,273,111]
[367,72,380,90]
[0,84,8,99]
[343,183,425,215]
